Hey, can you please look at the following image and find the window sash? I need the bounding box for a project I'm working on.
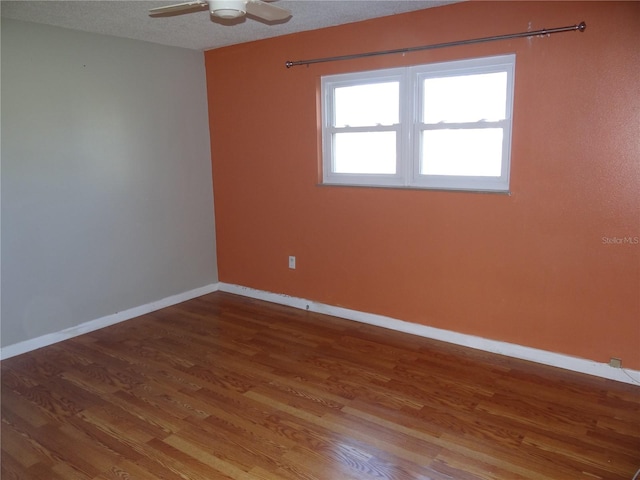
[322,69,406,186]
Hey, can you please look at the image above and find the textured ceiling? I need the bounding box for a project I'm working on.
[1,0,457,51]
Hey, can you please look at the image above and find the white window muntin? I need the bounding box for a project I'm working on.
[321,54,516,192]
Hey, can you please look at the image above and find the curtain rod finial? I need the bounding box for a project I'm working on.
[578,21,587,32]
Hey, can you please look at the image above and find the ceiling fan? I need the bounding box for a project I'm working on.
[149,0,292,22]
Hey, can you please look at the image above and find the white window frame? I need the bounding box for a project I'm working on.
[321,54,516,192]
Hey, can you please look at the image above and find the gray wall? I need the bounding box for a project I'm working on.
[1,19,218,348]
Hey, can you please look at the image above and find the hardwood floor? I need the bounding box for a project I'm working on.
[2,292,639,480]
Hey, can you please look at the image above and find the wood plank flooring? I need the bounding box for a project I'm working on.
[2,292,639,479]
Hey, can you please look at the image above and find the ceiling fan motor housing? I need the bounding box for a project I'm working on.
[209,0,246,19]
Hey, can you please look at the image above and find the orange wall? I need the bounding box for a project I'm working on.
[205,2,640,369]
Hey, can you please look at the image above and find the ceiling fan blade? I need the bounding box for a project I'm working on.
[246,0,292,22]
[149,1,208,16]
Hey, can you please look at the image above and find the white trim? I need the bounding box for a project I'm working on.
[4,281,638,386]
[0,283,220,360]
[219,283,640,386]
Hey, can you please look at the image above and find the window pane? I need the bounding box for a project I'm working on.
[421,129,503,176]
[423,72,507,123]
[334,82,399,127]
[334,132,396,174]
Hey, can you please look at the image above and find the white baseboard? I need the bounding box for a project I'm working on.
[0,283,220,360]
[4,281,638,386]
[219,283,640,386]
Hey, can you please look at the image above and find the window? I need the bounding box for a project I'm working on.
[321,54,516,192]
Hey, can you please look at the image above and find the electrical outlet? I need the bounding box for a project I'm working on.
[288,256,296,269]
[609,357,622,368]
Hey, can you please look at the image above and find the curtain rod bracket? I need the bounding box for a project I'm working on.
[285,21,586,69]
